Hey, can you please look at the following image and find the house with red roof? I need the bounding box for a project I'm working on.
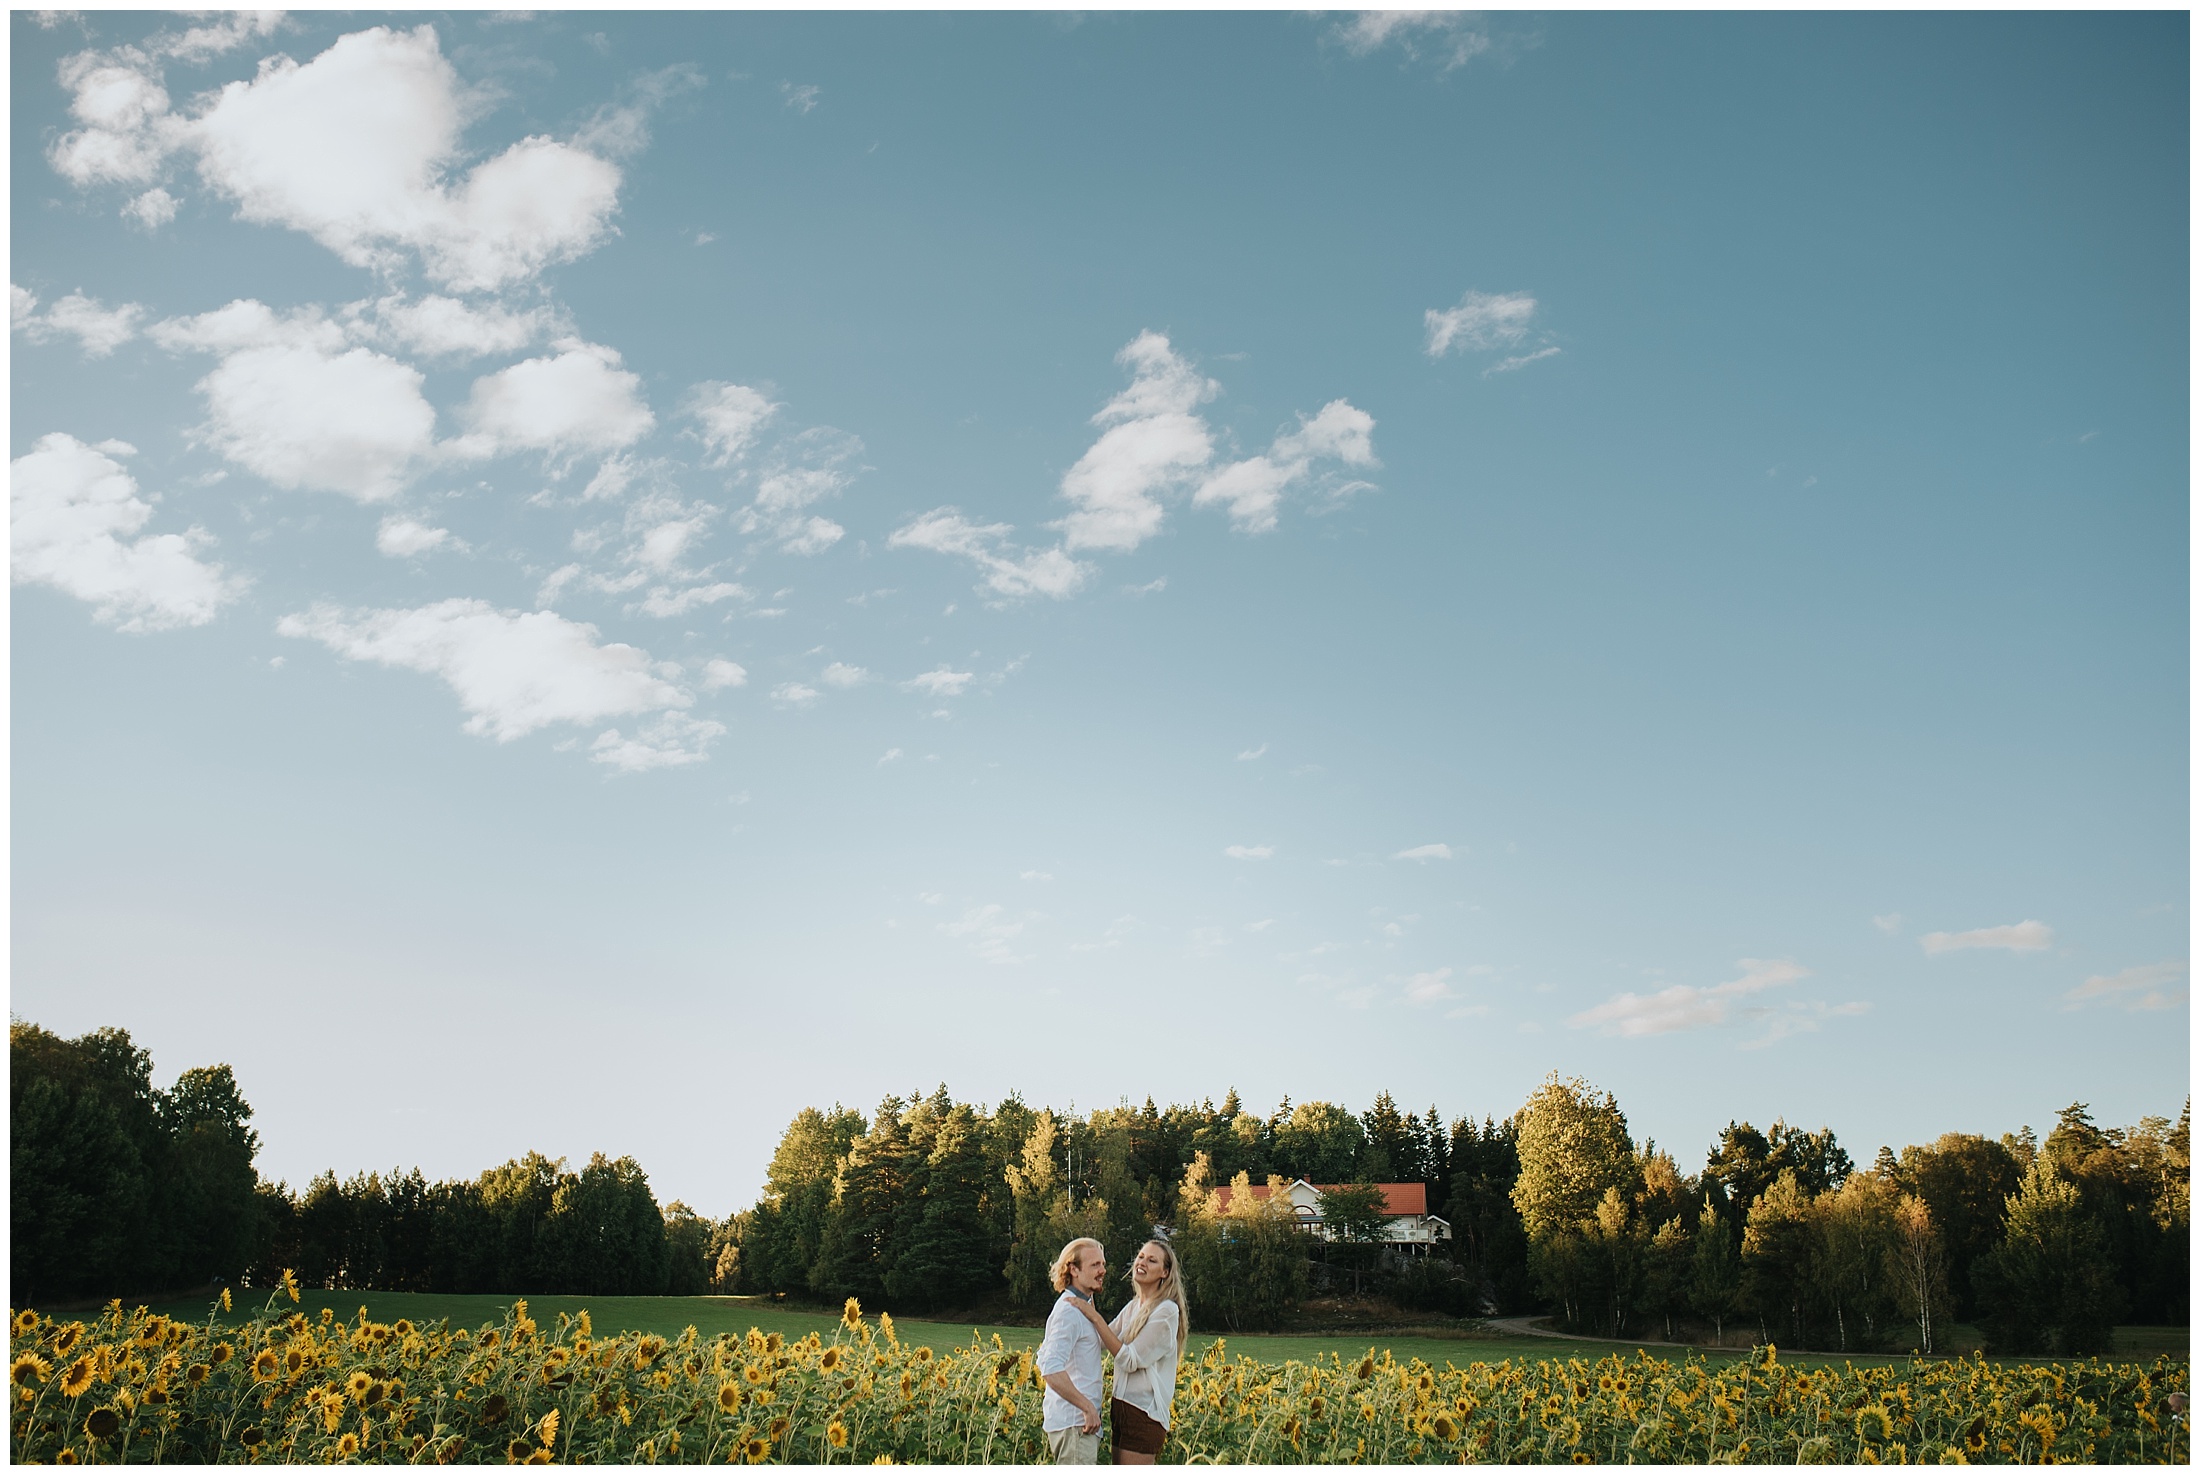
[1208,1178,1451,1250]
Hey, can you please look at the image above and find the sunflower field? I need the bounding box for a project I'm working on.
[8,1280,2188,1464]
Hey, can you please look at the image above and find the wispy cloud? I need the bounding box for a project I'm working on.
[1392,842,1453,861]
[1920,920,2053,955]
[1485,346,1560,376]
[1224,844,1275,860]
[1332,11,1495,70]
[1405,967,1456,1005]
[2064,959,2187,1012]
[1425,290,1535,357]
[1235,743,1268,761]
[938,903,1030,965]
[1872,912,1904,934]
[1570,958,1809,1038]
[902,666,974,698]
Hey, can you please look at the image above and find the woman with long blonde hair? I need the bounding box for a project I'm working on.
[1066,1237,1189,1464]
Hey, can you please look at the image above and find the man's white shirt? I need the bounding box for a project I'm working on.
[1035,1290,1104,1432]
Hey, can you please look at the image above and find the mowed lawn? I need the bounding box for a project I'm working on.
[136,1288,2189,1373]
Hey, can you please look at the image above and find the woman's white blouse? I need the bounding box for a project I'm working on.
[1107,1298,1181,1429]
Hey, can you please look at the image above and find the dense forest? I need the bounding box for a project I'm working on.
[11,1020,2188,1356]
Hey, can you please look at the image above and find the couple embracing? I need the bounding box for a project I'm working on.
[1033,1236,1189,1464]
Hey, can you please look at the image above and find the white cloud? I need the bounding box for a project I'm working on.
[2064,960,2188,1012]
[1405,967,1456,1005]
[1920,920,2054,955]
[877,747,903,766]
[570,63,706,160]
[122,187,179,229]
[770,682,819,708]
[683,381,778,467]
[901,666,974,698]
[19,291,145,357]
[277,598,688,741]
[1569,957,1809,1038]
[781,82,821,113]
[1740,1000,1873,1050]
[12,285,39,329]
[353,294,553,360]
[589,710,725,773]
[49,50,183,188]
[153,299,437,501]
[1486,346,1561,376]
[938,903,1030,965]
[1334,11,1493,69]
[160,12,286,65]
[11,432,241,632]
[1425,289,1536,357]
[1236,743,1268,761]
[820,662,870,689]
[1392,843,1454,861]
[633,582,748,619]
[739,426,862,554]
[887,509,1092,600]
[1224,844,1275,860]
[375,515,460,557]
[701,658,748,690]
[1873,912,1904,934]
[1020,870,1054,882]
[457,341,654,468]
[190,26,624,291]
[1194,399,1381,535]
[1056,331,1217,552]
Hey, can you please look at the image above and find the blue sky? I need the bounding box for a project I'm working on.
[11,10,2187,1215]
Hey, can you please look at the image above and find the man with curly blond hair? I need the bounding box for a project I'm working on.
[1036,1238,1107,1463]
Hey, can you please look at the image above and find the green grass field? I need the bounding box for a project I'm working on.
[134,1287,2188,1372]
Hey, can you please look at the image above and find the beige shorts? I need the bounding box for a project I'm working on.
[1046,1425,1102,1464]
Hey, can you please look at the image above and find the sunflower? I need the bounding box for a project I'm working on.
[252,1349,280,1380]
[282,1269,301,1304]
[1855,1403,1894,1442]
[364,1380,388,1408]
[828,1420,850,1448]
[769,1416,791,1440]
[1355,1355,1375,1381]
[61,1356,96,1398]
[335,1431,361,1458]
[719,1380,744,1413]
[507,1439,535,1462]
[14,1353,53,1386]
[56,1448,79,1465]
[394,1320,414,1338]
[284,1347,306,1376]
[211,1341,234,1365]
[765,1333,784,1354]
[84,1406,122,1440]
[347,1370,374,1401]
[539,1409,560,1447]
[914,1347,933,1364]
[220,1287,233,1313]
[743,1436,770,1463]
[53,1324,82,1356]
[744,1363,768,1386]
[14,1309,40,1336]
[843,1298,864,1329]
[186,1362,210,1386]
[819,1347,843,1373]
[1417,1372,1435,1395]
[239,1425,265,1448]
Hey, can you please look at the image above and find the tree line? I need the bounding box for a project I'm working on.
[11,1021,2187,1356]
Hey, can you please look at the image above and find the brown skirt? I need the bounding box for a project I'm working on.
[1110,1397,1168,1456]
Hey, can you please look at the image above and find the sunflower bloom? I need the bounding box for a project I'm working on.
[335,1431,360,1458]
[719,1380,743,1413]
[828,1420,850,1447]
[14,1353,53,1386]
[743,1436,770,1463]
[252,1349,280,1381]
[539,1409,559,1448]
[61,1357,95,1398]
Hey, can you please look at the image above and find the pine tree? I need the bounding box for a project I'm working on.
[1973,1158,2124,1355]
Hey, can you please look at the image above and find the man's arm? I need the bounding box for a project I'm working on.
[1042,1371,1102,1435]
